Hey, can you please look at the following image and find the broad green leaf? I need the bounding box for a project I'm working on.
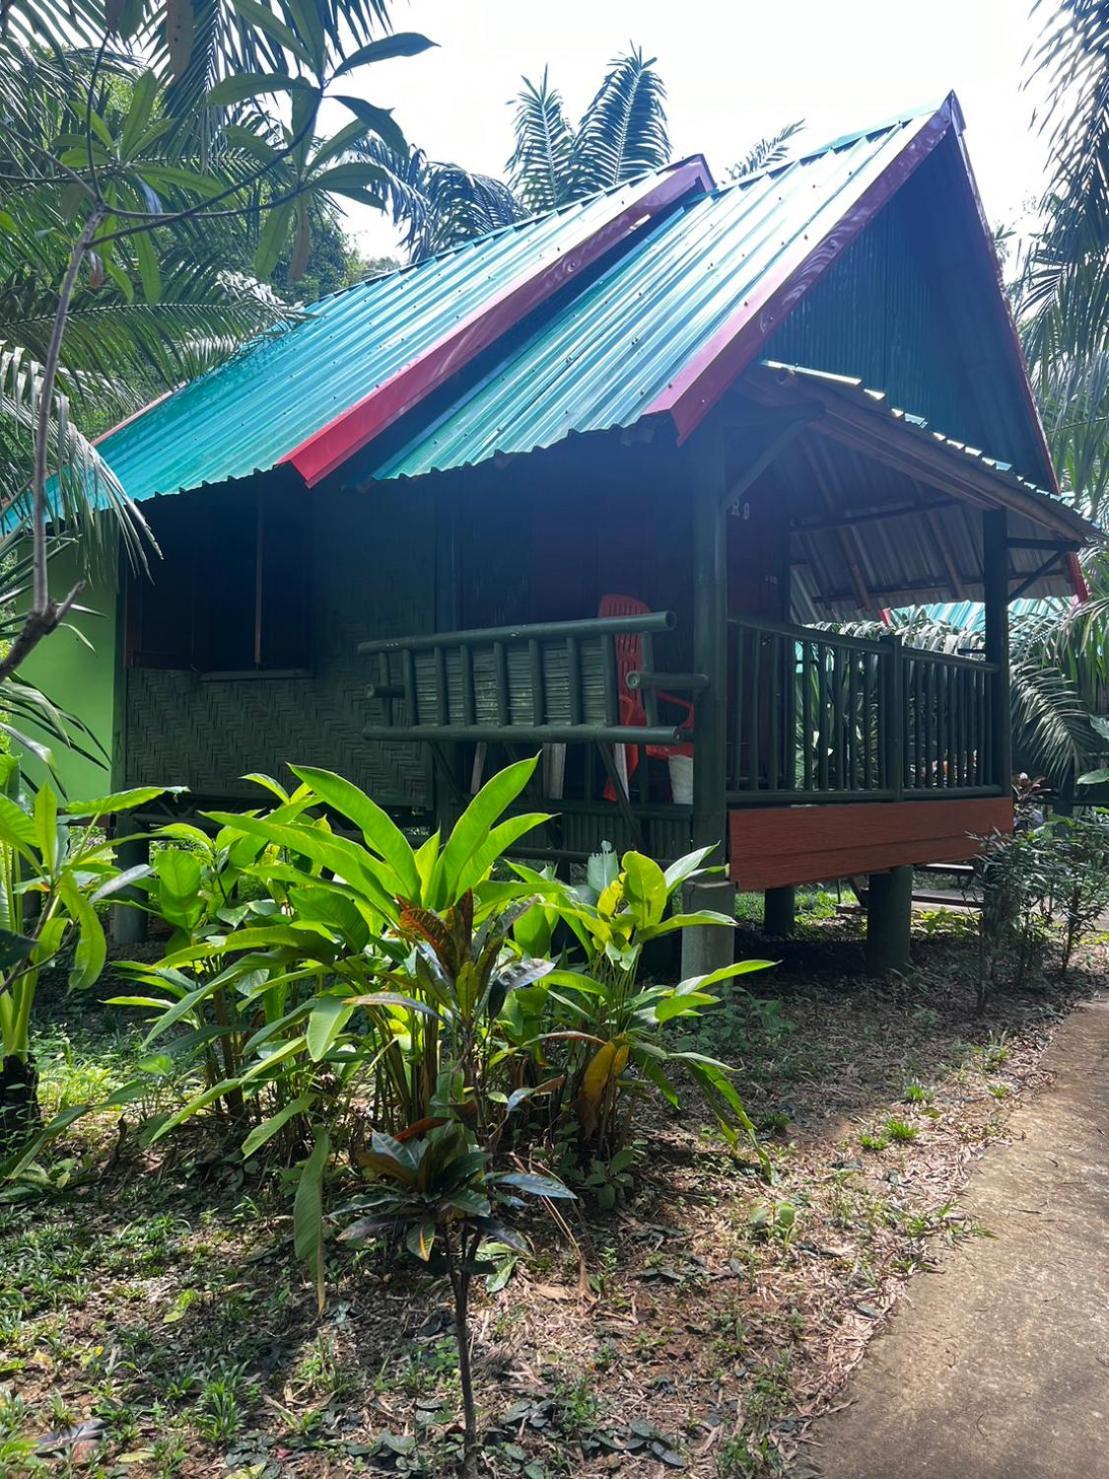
[241,1095,312,1158]
[406,1219,436,1261]
[58,875,105,989]
[133,231,161,303]
[653,991,717,1023]
[64,786,180,818]
[148,1078,242,1141]
[432,756,539,907]
[201,811,396,918]
[621,851,668,926]
[138,164,226,198]
[332,32,436,78]
[204,73,314,107]
[231,0,313,65]
[254,198,294,280]
[294,1131,331,1311]
[332,96,406,156]
[674,960,775,994]
[638,909,736,941]
[0,795,37,853]
[662,844,718,895]
[453,813,550,898]
[0,928,35,970]
[306,996,354,1062]
[310,118,383,172]
[289,765,419,897]
[90,863,152,904]
[495,1171,576,1200]
[34,786,58,874]
[308,162,388,199]
[120,69,159,159]
[153,848,204,932]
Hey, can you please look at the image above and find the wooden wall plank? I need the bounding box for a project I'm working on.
[729,796,1011,889]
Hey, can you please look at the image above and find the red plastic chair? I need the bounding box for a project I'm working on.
[599,594,694,800]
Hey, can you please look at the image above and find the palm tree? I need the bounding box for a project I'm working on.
[1020,0,1109,515]
[841,607,1098,789]
[367,50,805,264]
[0,0,425,728]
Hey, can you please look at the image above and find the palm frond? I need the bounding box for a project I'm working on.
[0,342,148,567]
[570,48,669,198]
[837,608,1100,786]
[727,120,805,181]
[507,70,574,214]
[357,140,522,262]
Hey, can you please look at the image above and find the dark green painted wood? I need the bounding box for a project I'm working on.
[763,885,795,937]
[691,427,729,855]
[865,865,913,975]
[984,508,1011,789]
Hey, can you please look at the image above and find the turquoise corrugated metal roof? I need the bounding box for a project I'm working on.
[371,115,931,479]
[79,94,1056,518]
[87,163,703,504]
[920,599,1065,631]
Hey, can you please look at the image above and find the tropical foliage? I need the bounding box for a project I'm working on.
[1020,0,1109,515]
[364,49,805,262]
[0,755,769,1466]
[0,0,430,699]
[0,769,167,1148]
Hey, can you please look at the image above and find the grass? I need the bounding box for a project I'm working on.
[0,919,1099,1476]
[884,1117,920,1144]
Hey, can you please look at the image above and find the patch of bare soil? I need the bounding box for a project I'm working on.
[2,921,1102,1478]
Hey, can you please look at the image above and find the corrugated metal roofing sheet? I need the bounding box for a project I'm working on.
[757,361,1096,543]
[87,161,706,504]
[920,599,1065,631]
[371,113,941,480]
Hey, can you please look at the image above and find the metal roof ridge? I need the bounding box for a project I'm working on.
[283,156,713,486]
[721,94,953,192]
[303,155,717,309]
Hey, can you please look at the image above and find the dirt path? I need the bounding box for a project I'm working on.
[803,996,1109,1479]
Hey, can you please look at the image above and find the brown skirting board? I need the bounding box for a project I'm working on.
[728,796,1012,891]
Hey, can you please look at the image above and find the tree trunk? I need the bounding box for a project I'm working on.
[447,1231,479,1476]
[0,1053,40,1152]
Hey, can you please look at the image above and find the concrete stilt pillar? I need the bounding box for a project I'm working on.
[763,886,795,937]
[111,834,150,945]
[680,879,736,981]
[865,865,913,975]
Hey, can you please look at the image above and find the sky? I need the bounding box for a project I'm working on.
[334,0,1053,260]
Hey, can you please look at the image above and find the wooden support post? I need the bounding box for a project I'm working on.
[865,865,913,975]
[684,423,735,980]
[763,886,795,937]
[983,509,1011,791]
[691,427,729,857]
[111,832,149,945]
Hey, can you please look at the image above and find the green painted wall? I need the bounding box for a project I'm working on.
[18,540,118,799]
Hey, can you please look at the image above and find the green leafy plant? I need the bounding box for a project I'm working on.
[341,1097,574,1473]
[884,1118,919,1144]
[0,769,166,1151]
[511,847,773,1168]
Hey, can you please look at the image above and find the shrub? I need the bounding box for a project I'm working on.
[112,756,773,1465]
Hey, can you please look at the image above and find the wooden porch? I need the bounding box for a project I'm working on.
[357,603,1012,881]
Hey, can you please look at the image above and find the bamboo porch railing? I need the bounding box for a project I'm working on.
[358,611,1003,809]
[358,611,691,746]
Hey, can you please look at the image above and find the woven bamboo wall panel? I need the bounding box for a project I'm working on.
[124,486,435,808]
